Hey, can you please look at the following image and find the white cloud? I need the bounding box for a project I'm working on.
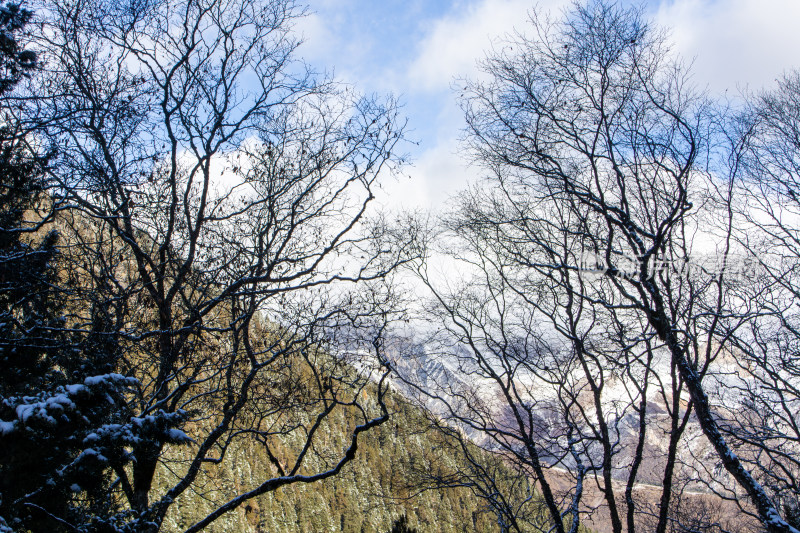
[294,0,378,84]
[375,135,484,212]
[410,0,800,96]
[294,11,337,62]
[299,0,800,216]
[653,0,800,93]
[408,0,570,92]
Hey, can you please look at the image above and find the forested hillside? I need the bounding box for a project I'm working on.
[156,391,505,533]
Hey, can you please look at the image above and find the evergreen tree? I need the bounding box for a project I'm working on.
[0,5,145,531]
[0,1,56,394]
[389,515,418,533]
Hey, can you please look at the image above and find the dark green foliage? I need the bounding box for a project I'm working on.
[786,500,800,530]
[0,1,57,396]
[389,514,418,533]
[0,5,138,530]
[0,3,35,94]
[0,376,138,532]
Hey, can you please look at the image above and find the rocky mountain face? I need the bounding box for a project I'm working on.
[381,334,764,532]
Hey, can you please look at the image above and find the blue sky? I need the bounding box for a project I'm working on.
[297,0,800,210]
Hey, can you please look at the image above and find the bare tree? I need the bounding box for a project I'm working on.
[719,70,800,531]
[401,2,797,532]
[9,0,419,530]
